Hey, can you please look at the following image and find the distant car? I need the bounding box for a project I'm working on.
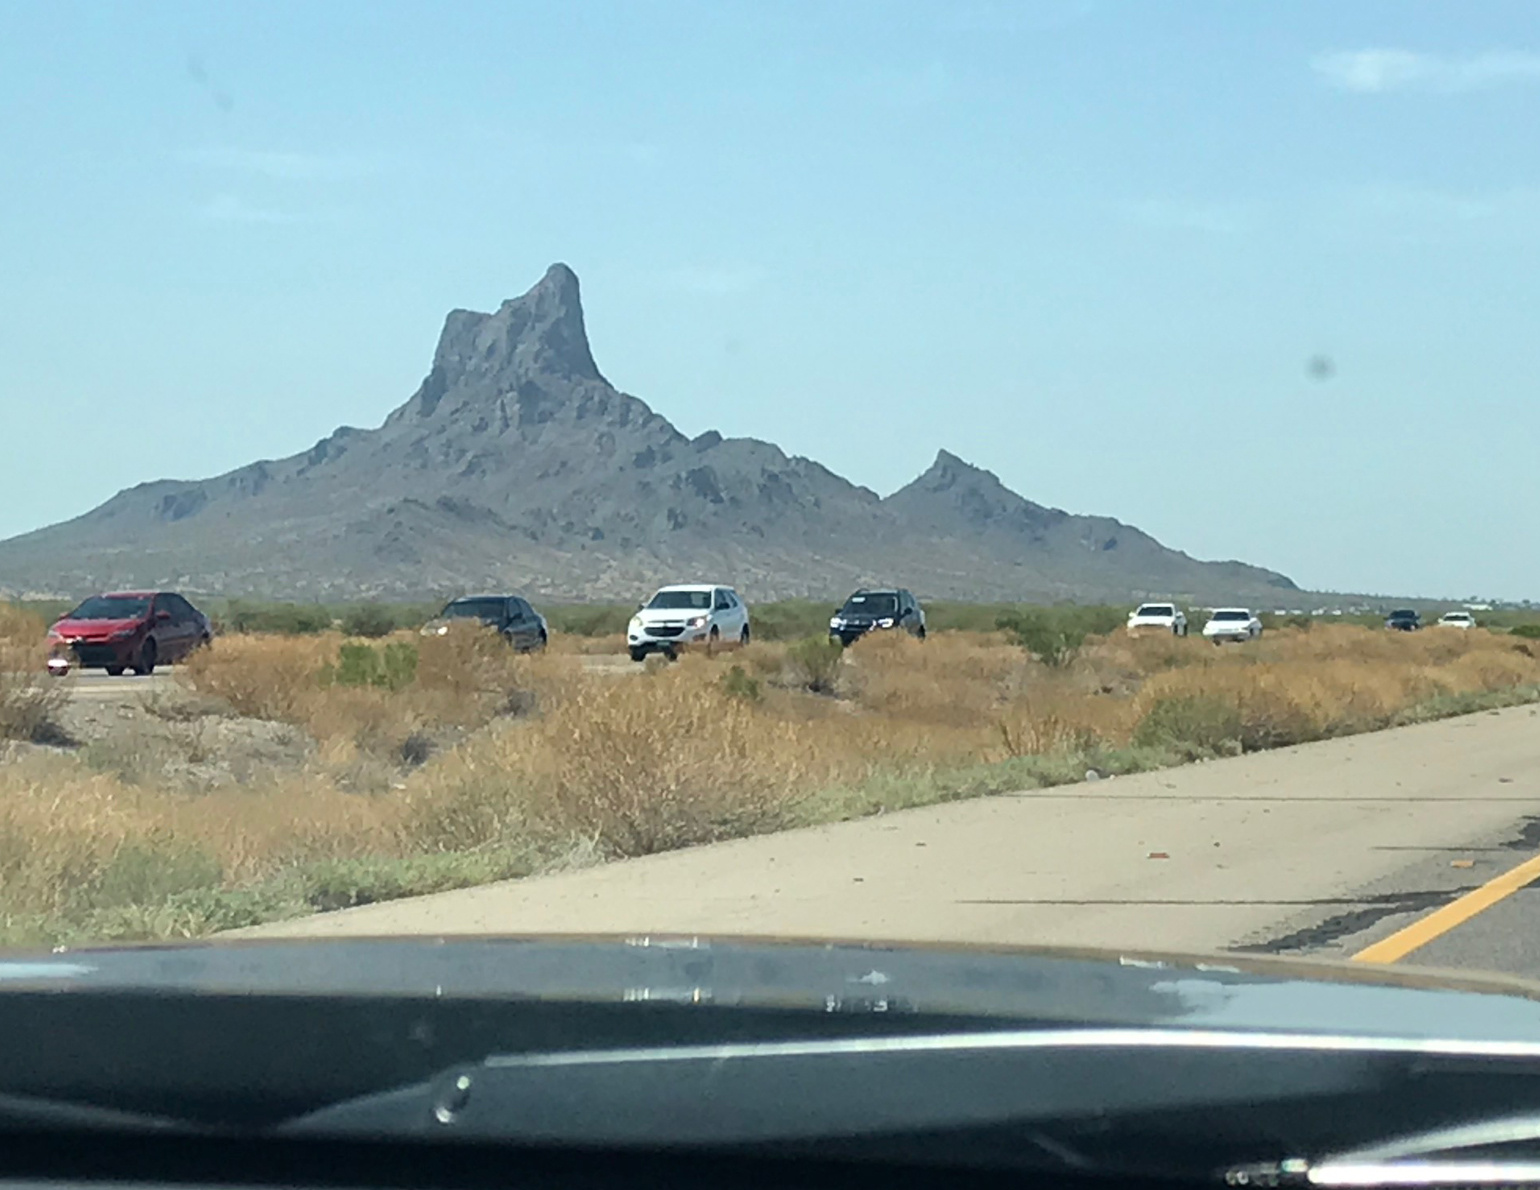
[829,588,925,647]
[46,590,212,677]
[628,584,749,661]
[1436,611,1476,630]
[1202,607,1262,643]
[1385,609,1421,632]
[422,595,547,651]
[1127,603,1188,636]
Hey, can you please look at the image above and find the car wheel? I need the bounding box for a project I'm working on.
[105,665,125,677]
[706,625,720,656]
[629,647,646,663]
[535,629,548,652]
[739,626,750,646]
[917,625,927,640]
[133,639,157,676]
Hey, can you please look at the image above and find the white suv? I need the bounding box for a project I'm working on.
[1202,608,1262,643]
[1127,603,1188,636]
[629,584,750,661]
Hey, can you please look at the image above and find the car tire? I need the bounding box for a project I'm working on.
[133,639,157,676]
[739,626,750,646]
[917,625,927,640]
[629,647,646,663]
[535,629,548,652]
[706,625,720,656]
[105,665,125,677]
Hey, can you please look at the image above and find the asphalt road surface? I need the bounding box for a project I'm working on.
[243,702,1540,982]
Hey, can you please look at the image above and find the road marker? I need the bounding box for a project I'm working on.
[1353,852,1540,964]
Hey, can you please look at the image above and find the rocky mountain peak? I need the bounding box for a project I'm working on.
[418,264,603,417]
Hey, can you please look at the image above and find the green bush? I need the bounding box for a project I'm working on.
[341,603,397,638]
[87,841,223,910]
[538,604,634,636]
[1132,695,1244,758]
[220,600,333,635]
[786,635,844,694]
[996,612,1084,667]
[749,600,835,642]
[1511,624,1540,640]
[720,665,762,702]
[324,641,419,691]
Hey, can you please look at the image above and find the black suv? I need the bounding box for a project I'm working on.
[424,595,548,651]
[829,588,926,646]
[1385,609,1421,632]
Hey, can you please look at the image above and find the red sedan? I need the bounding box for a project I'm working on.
[46,591,213,676]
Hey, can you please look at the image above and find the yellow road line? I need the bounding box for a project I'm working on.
[1353,853,1540,964]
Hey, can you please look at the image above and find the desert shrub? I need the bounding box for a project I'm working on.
[324,642,419,691]
[341,603,398,639]
[720,665,763,702]
[786,634,844,694]
[220,601,334,635]
[539,604,633,636]
[0,607,71,744]
[749,600,835,641]
[1133,694,1245,757]
[996,611,1084,667]
[1511,624,1540,640]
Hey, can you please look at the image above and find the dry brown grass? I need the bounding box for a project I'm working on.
[4,618,1539,942]
[0,605,70,745]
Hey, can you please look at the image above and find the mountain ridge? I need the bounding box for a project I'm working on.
[0,264,1297,603]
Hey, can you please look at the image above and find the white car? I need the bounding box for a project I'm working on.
[1203,608,1262,643]
[1436,611,1476,630]
[628,584,750,661]
[1127,603,1188,636]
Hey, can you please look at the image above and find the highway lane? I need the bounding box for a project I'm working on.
[241,702,1540,981]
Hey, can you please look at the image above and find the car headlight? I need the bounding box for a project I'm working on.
[110,627,139,640]
[629,616,642,630]
[829,616,843,629]
[687,616,707,629]
[877,617,895,628]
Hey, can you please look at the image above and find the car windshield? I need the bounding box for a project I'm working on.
[648,590,712,610]
[1390,610,1417,619]
[1211,611,1250,622]
[1135,605,1175,617]
[444,598,505,620]
[65,596,150,620]
[842,593,898,616]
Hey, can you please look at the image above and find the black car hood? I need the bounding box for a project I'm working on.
[8,935,1540,1041]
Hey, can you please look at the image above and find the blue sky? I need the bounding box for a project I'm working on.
[3,0,1538,600]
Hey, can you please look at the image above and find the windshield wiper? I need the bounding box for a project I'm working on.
[0,1090,205,1134]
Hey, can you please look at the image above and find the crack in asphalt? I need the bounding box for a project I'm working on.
[1230,888,1473,955]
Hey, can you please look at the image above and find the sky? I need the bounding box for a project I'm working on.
[2,0,1538,601]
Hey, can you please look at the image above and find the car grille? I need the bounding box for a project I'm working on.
[649,625,685,638]
[72,643,123,666]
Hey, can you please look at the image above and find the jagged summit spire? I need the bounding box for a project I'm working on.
[425,263,603,403]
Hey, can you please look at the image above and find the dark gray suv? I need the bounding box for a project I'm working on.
[423,595,548,651]
[829,588,926,647]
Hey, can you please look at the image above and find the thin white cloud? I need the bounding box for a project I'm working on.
[181,147,380,181]
[197,194,298,225]
[1313,48,1540,94]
